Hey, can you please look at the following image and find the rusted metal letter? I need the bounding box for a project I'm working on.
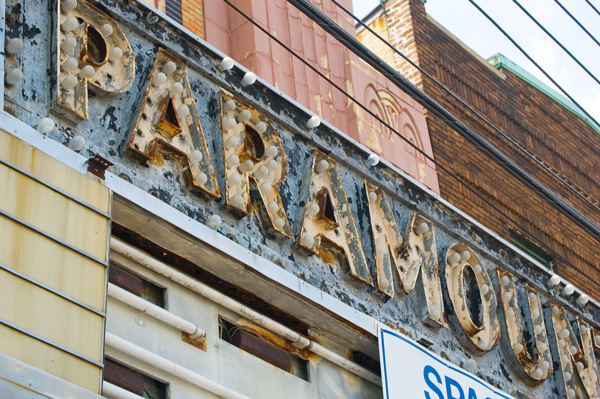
[126,49,220,198]
[548,305,600,399]
[497,270,553,384]
[54,0,135,121]
[297,151,372,285]
[366,182,446,328]
[220,92,292,238]
[443,244,500,353]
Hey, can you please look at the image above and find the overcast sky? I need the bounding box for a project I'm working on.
[352,0,600,124]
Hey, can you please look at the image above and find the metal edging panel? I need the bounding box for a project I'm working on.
[0,263,105,317]
[0,209,109,267]
[0,157,111,218]
[0,317,104,368]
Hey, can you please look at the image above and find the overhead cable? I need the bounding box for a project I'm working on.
[554,0,600,48]
[584,0,600,17]
[332,0,600,215]
[512,0,600,86]
[222,0,600,289]
[285,0,600,244]
[467,0,600,130]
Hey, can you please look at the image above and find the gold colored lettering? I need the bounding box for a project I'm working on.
[55,1,135,121]
[298,151,372,285]
[497,270,552,384]
[366,182,446,328]
[444,244,500,352]
[220,92,292,237]
[127,49,219,197]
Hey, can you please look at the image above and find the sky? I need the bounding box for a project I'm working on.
[352,0,600,124]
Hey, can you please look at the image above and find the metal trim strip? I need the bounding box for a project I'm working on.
[0,317,104,368]
[0,209,108,267]
[0,262,105,317]
[0,157,110,218]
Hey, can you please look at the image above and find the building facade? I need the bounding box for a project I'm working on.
[1,1,599,399]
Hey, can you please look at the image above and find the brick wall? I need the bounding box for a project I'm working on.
[182,0,203,36]
[367,0,600,297]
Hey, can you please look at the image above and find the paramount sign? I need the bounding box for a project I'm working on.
[7,1,600,397]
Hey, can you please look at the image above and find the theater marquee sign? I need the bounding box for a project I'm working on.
[5,0,600,398]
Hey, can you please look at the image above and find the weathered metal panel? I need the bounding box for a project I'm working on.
[0,324,101,393]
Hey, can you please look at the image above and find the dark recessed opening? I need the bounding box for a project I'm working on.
[104,358,167,399]
[243,124,265,160]
[463,265,484,329]
[83,25,108,66]
[109,264,165,308]
[219,317,309,381]
[317,188,337,225]
[352,350,381,375]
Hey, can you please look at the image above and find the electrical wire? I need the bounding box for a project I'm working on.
[467,0,600,131]
[584,0,600,17]
[222,0,600,290]
[512,0,600,86]
[554,0,600,48]
[331,0,600,215]
[285,0,600,243]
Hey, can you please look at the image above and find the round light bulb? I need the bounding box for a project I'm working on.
[241,71,256,86]
[367,153,380,166]
[236,109,252,123]
[5,69,23,85]
[60,74,78,90]
[531,309,540,319]
[60,37,77,52]
[189,150,203,163]
[266,159,278,171]
[414,222,428,235]
[265,145,278,158]
[195,172,208,185]
[480,284,489,295]
[255,121,267,133]
[152,72,167,87]
[224,117,237,130]
[100,24,113,37]
[562,284,575,296]
[230,194,244,208]
[300,234,315,248]
[379,277,390,291]
[513,343,523,353]
[162,61,177,75]
[226,154,240,167]
[206,215,221,228]
[225,136,240,151]
[177,104,190,119]
[228,173,242,186]
[223,100,236,113]
[500,275,510,286]
[305,115,321,129]
[315,159,329,174]
[61,17,79,33]
[238,159,254,173]
[531,368,543,379]
[6,38,23,55]
[548,275,561,286]
[37,118,55,134]
[62,0,77,12]
[307,203,320,217]
[273,218,284,230]
[108,47,123,62]
[218,57,234,72]
[448,252,460,265]
[368,191,378,202]
[577,294,589,305]
[502,292,512,302]
[254,166,269,180]
[460,250,471,261]
[61,57,78,72]
[70,136,85,151]
[260,182,272,192]
[473,264,482,274]
[267,202,279,214]
[78,65,95,78]
[170,82,184,96]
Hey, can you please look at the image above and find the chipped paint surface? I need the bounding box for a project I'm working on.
[5,0,600,397]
